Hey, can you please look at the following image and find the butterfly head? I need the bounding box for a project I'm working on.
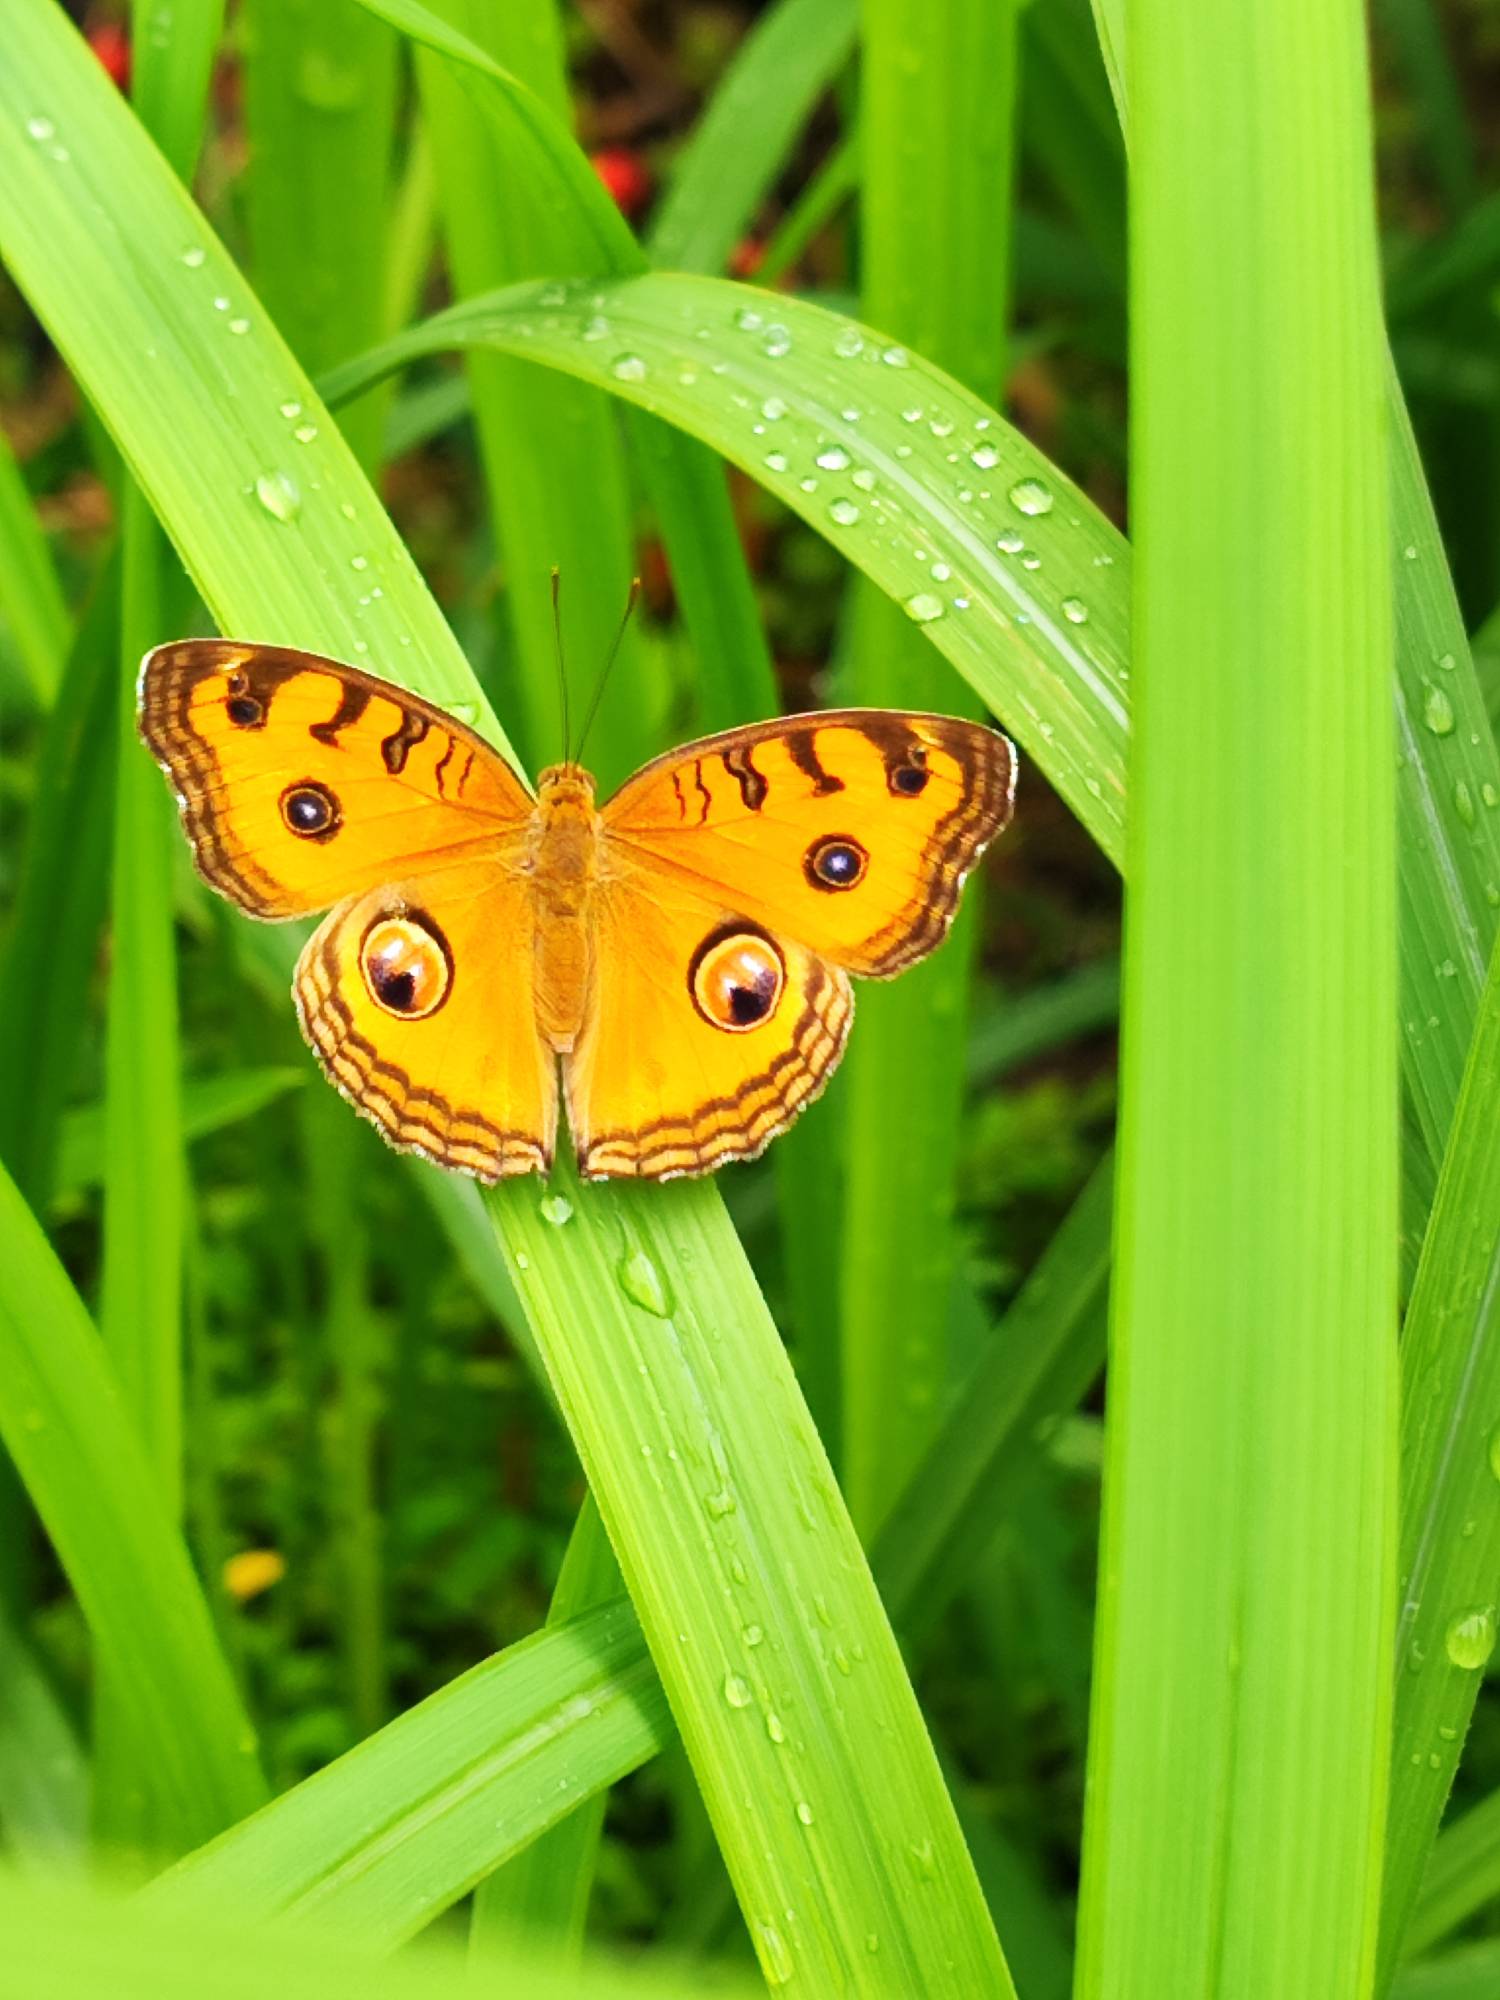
[536,761,598,815]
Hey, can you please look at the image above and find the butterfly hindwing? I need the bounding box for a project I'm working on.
[139,640,530,918]
[566,861,851,1180]
[600,709,1015,979]
[295,863,556,1180]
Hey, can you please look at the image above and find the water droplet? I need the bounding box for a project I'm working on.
[834,326,865,359]
[881,345,911,368]
[619,1247,670,1317]
[735,307,764,333]
[254,470,302,524]
[1437,652,1456,671]
[930,562,952,582]
[180,245,205,268]
[1455,781,1477,827]
[1062,597,1089,625]
[828,499,860,527]
[763,325,792,358]
[929,418,954,440]
[539,1192,573,1227]
[1424,686,1455,737]
[724,1672,752,1708]
[742,1622,764,1648]
[1447,1608,1496,1670]
[212,295,230,312]
[1484,783,1499,809]
[761,396,787,421]
[904,592,944,624]
[798,476,817,493]
[765,451,788,473]
[1009,477,1054,516]
[26,117,55,141]
[852,468,876,493]
[756,1923,794,1986]
[514,1250,529,1271]
[970,443,1000,470]
[1020,550,1041,571]
[350,554,368,572]
[279,399,303,420]
[796,1801,815,1827]
[995,529,1024,554]
[581,315,610,342]
[705,1488,737,1518]
[612,353,647,382]
[907,1837,937,1881]
[293,424,319,445]
[228,316,250,335]
[765,1711,787,1744]
[1404,544,1418,561]
[815,446,850,472]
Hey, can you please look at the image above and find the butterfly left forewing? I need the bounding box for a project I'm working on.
[566,863,851,1180]
[139,639,530,918]
[600,709,1015,979]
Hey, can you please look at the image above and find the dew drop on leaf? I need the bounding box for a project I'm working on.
[1009,476,1054,517]
[1423,686,1455,737]
[904,592,944,624]
[254,470,301,524]
[1446,1607,1496,1671]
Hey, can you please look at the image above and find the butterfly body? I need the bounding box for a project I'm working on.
[141,640,1016,1182]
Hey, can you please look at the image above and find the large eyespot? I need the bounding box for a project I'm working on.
[360,912,452,1019]
[280,780,341,841]
[690,926,785,1033]
[805,834,868,891]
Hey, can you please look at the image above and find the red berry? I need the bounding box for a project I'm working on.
[88,20,131,92]
[591,147,651,217]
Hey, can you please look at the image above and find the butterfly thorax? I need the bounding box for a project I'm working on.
[528,762,604,1054]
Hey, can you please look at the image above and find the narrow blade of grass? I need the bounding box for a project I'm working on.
[1391,1942,1500,2000]
[0,1162,263,1843]
[1076,1,1396,1992]
[241,0,399,472]
[152,1595,667,1945]
[56,1067,306,1193]
[0,1590,88,1873]
[839,0,1021,1531]
[1379,930,1500,1978]
[647,0,856,277]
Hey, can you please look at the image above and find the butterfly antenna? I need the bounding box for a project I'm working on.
[572,575,641,770]
[551,568,572,764]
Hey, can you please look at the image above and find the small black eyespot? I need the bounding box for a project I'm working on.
[227,694,264,727]
[892,763,928,795]
[280,781,341,840]
[373,967,417,1011]
[729,981,774,1025]
[805,835,869,891]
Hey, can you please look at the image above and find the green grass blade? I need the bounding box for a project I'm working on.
[1405,1786,1500,1962]
[0,1163,263,1843]
[1075,0,1396,1991]
[647,0,856,276]
[1379,930,1500,1977]
[1092,0,1500,1188]
[153,1596,667,1945]
[0,15,1009,1986]
[0,418,69,705]
[101,494,184,1515]
[0,557,118,1208]
[969,956,1120,1083]
[839,0,1020,1531]
[323,275,1132,861]
[0,1871,765,2000]
[241,0,399,472]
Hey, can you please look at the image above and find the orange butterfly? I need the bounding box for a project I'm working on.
[139,641,1015,1180]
